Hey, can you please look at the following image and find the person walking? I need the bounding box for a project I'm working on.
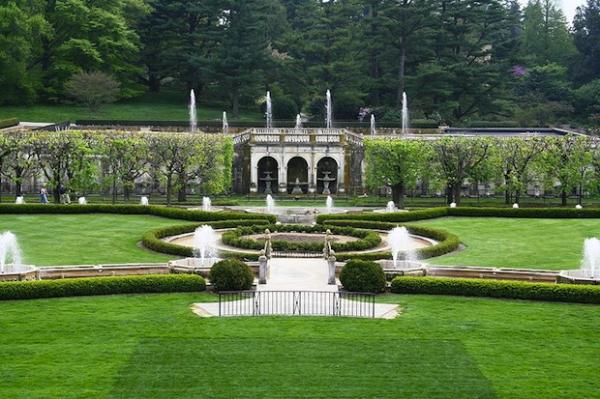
[40,187,48,204]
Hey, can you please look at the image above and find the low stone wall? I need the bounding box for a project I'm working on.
[38,264,170,280]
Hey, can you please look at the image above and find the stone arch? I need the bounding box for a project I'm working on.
[257,156,279,194]
[316,157,338,194]
[287,156,309,194]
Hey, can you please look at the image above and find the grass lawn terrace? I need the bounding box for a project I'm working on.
[0,214,191,266]
[414,217,599,270]
[0,293,598,398]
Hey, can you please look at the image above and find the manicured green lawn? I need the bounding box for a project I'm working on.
[0,292,598,398]
[0,214,190,266]
[415,217,599,270]
[0,92,260,123]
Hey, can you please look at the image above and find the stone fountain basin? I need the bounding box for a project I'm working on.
[0,265,38,281]
[558,269,600,285]
[164,229,436,255]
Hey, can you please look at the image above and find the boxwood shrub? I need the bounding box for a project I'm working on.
[208,259,254,291]
[221,224,381,253]
[0,274,206,301]
[390,276,600,304]
[339,260,386,293]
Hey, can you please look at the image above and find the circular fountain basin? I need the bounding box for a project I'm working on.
[0,265,38,281]
[164,229,436,257]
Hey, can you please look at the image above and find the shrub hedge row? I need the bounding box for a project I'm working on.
[0,204,276,223]
[0,274,206,301]
[142,219,268,261]
[317,206,600,225]
[322,219,459,261]
[390,276,600,304]
[221,224,381,253]
[0,118,19,129]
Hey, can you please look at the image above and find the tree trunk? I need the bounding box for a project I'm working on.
[124,184,131,202]
[561,189,567,206]
[453,184,462,205]
[54,183,60,204]
[446,184,453,205]
[515,189,521,205]
[166,175,172,206]
[112,179,117,205]
[178,186,187,202]
[392,181,406,209]
[148,74,161,92]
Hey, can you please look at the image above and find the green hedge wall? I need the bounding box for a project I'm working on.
[390,276,600,304]
[221,224,381,253]
[0,204,276,223]
[0,118,19,129]
[322,219,459,261]
[0,274,206,301]
[318,206,600,225]
[142,219,269,261]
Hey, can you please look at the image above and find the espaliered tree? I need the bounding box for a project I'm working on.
[102,134,149,203]
[1,132,38,197]
[496,136,547,204]
[364,138,430,208]
[432,136,493,205]
[539,134,592,206]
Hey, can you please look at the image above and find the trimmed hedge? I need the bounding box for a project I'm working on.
[390,276,600,304]
[339,260,386,293]
[318,206,600,225]
[221,224,381,253]
[142,219,269,261]
[323,219,459,261]
[0,118,19,129]
[0,274,206,301]
[209,259,254,291]
[0,204,276,223]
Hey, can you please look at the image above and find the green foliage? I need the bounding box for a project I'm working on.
[339,259,386,293]
[64,71,121,112]
[208,259,254,292]
[0,274,206,301]
[222,224,381,253]
[0,118,19,129]
[390,276,600,304]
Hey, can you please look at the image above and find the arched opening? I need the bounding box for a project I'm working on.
[317,157,338,194]
[287,157,309,194]
[257,157,279,194]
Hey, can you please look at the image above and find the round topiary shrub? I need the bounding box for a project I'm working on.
[208,259,254,292]
[339,259,386,293]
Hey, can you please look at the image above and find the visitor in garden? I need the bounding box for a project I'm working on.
[59,185,71,204]
[39,187,48,204]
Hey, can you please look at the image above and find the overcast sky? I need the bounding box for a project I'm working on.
[518,0,587,24]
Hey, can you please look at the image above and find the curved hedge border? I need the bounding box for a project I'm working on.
[221,224,381,253]
[391,276,600,304]
[322,219,459,262]
[0,274,206,301]
[317,206,600,224]
[142,219,270,261]
[0,204,276,223]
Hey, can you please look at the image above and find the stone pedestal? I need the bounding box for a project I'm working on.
[327,256,337,285]
[259,255,268,284]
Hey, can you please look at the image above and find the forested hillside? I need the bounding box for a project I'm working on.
[1,0,599,125]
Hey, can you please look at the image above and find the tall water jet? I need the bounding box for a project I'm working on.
[582,238,600,278]
[193,225,218,266]
[0,232,22,274]
[222,111,229,135]
[326,89,333,130]
[78,197,87,205]
[370,114,376,136]
[295,114,303,131]
[202,196,212,212]
[266,194,275,214]
[266,91,273,130]
[326,195,334,213]
[388,226,417,268]
[189,89,197,133]
[386,201,396,212]
[401,92,409,135]
[140,196,149,206]
[15,196,24,205]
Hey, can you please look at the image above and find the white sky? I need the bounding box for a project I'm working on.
[519,0,587,24]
